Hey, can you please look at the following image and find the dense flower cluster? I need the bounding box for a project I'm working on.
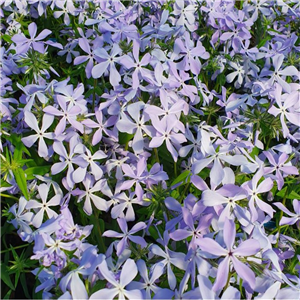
[1,0,300,299]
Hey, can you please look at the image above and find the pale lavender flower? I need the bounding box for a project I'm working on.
[76,174,108,215]
[242,168,275,221]
[91,44,122,86]
[196,218,261,292]
[119,40,152,89]
[263,151,298,190]
[43,97,84,136]
[90,259,143,300]
[268,83,300,138]
[22,111,54,158]
[26,183,61,228]
[103,218,147,256]
[150,231,187,290]
[11,22,51,54]
[116,102,154,154]
[149,116,186,162]
[274,199,300,227]
[9,196,34,240]
[51,136,88,188]
[261,54,298,93]
[82,110,117,145]
[127,259,165,299]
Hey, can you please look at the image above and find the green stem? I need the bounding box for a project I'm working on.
[93,210,106,253]
[276,188,288,247]
[0,193,19,201]
[92,79,97,111]
[154,148,160,164]
[224,271,232,291]
[179,182,190,203]
[1,244,29,254]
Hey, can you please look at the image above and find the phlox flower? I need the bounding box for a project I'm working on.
[173,0,198,32]
[22,111,54,158]
[116,102,154,154]
[43,96,84,136]
[90,258,143,300]
[53,0,76,26]
[103,218,147,256]
[72,147,107,183]
[82,110,117,145]
[26,183,61,228]
[73,37,101,79]
[91,44,122,86]
[127,259,165,299]
[197,218,261,292]
[174,32,209,75]
[201,184,251,227]
[11,22,51,54]
[119,40,152,89]
[169,208,213,250]
[57,40,79,64]
[242,168,275,221]
[263,150,298,190]
[9,196,34,241]
[60,247,105,300]
[261,54,298,93]
[51,136,88,188]
[149,116,186,162]
[192,146,249,187]
[268,83,300,139]
[76,174,109,215]
[274,199,300,227]
[110,191,145,221]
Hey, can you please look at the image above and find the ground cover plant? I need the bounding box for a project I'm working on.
[1,0,300,299]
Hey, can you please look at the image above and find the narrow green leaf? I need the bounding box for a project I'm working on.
[118,132,134,145]
[25,165,51,180]
[1,262,15,291]
[287,190,300,200]
[276,187,287,198]
[20,273,31,299]
[171,170,191,186]
[3,289,12,299]
[12,169,29,200]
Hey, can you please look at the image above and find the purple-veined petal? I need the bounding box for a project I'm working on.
[202,189,228,206]
[119,259,138,287]
[70,272,88,300]
[231,256,256,289]
[233,239,260,256]
[196,238,227,256]
[90,288,118,300]
[22,135,38,148]
[169,229,191,241]
[223,218,235,250]
[212,255,230,292]
[91,61,109,78]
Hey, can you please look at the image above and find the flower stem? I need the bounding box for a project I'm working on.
[154,148,160,164]
[276,188,288,247]
[93,210,106,254]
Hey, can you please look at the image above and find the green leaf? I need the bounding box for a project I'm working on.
[1,262,15,291]
[276,187,287,198]
[171,170,191,186]
[118,132,134,145]
[3,289,12,299]
[1,34,12,43]
[287,190,300,200]
[20,273,31,299]
[25,165,51,180]
[12,168,29,200]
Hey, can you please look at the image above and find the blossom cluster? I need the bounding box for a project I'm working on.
[1,0,300,299]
